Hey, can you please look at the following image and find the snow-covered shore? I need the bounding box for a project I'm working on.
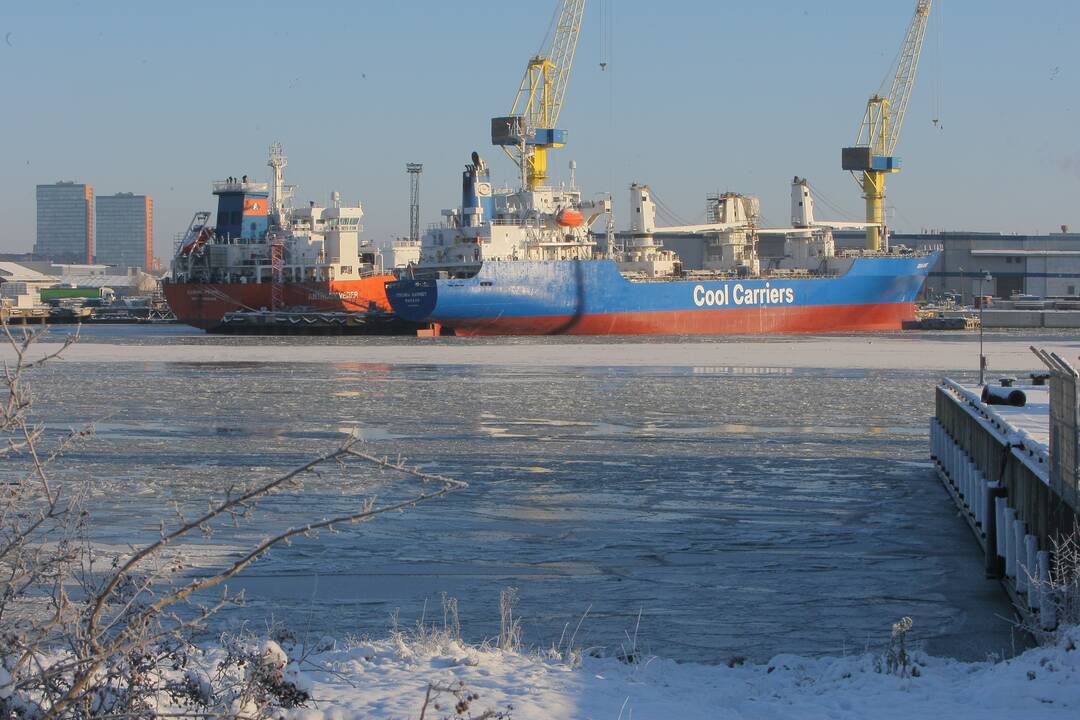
[267,628,1080,719]
[11,335,1080,370]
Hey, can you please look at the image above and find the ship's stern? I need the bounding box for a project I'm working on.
[385,277,438,322]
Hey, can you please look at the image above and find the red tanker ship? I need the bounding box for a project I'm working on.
[163,144,401,332]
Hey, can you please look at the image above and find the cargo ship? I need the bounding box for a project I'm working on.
[386,156,936,336]
[164,144,401,332]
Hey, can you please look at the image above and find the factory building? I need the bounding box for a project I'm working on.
[34,181,94,264]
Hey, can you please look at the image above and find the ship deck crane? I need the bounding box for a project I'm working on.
[491,0,586,190]
[842,0,933,251]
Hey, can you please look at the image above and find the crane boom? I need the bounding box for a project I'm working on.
[858,0,933,157]
[492,0,586,190]
[842,0,933,251]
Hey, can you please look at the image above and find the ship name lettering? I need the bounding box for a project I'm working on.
[313,291,360,301]
[694,283,794,308]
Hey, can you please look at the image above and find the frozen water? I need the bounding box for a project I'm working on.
[15,325,1057,663]
[11,323,1080,370]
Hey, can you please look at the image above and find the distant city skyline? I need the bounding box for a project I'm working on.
[1,0,1077,263]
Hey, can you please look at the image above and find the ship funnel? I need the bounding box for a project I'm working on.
[461,154,490,228]
[629,183,656,236]
[791,176,815,228]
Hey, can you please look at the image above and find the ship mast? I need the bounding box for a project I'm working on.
[268,142,288,228]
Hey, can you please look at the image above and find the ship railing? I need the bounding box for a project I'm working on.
[528,241,595,248]
[212,180,270,193]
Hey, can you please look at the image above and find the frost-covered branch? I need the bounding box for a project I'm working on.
[0,321,470,719]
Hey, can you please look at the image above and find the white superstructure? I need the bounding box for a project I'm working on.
[171,145,383,286]
[627,177,884,276]
[414,153,609,277]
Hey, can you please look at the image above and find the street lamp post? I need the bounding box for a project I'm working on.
[979,270,992,385]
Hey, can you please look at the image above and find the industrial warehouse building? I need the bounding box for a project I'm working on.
[834,230,1080,302]
[0,261,160,302]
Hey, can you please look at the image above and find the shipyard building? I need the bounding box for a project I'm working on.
[34,181,94,264]
[96,192,153,270]
[833,230,1080,302]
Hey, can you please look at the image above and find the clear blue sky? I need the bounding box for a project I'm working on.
[1,0,1076,261]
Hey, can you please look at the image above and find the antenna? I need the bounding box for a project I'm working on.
[605,192,615,257]
[406,163,423,243]
[267,142,288,227]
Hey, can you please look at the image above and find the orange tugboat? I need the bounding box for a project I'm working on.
[163,144,403,332]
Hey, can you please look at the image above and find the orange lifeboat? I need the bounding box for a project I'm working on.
[180,227,212,256]
[556,208,585,228]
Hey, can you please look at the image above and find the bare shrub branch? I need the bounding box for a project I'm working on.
[0,321,469,719]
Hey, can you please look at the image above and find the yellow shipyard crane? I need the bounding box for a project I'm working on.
[842,0,933,251]
[491,0,586,190]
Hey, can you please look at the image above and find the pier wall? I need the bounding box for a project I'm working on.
[977,310,1080,329]
[931,380,1078,623]
[935,309,1080,329]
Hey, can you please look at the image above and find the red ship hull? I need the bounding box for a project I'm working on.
[163,276,394,331]
[450,301,915,336]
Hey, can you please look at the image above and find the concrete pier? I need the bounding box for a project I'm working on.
[931,351,1079,626]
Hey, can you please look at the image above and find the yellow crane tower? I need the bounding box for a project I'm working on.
[842,0,933,251]
[491,0,587,190]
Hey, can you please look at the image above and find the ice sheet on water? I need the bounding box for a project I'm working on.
[9,329,1080,371]
[17,338,1027,664]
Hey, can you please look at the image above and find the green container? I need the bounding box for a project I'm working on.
[39,287,100,301]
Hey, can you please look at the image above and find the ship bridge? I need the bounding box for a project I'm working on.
[213,177,270,241]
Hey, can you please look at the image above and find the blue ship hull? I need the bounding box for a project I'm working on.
[386,254,936,336]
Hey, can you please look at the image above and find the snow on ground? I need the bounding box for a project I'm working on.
[265,628,1080,719]
[8,335,1080,370]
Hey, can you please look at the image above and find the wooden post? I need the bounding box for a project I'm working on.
[985,484,1007,578]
